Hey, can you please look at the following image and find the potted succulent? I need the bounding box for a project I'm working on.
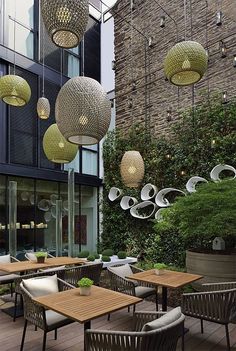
[153,263,167,275]
[77,277,94,296]
[35,252,47,263]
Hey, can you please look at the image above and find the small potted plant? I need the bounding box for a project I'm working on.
[153,263,167,275]
[77,277,94,296]
[35,252,47,263]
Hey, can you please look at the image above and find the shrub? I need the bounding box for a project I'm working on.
[91,252,100,259]
[102,255,111,262]
[78,250,90,258]
[102,249,114,257]
[35,252,47,258]
[87,255,95,262]
[153,263,167,270]
[77,277,93,287]
[117,251,127,259]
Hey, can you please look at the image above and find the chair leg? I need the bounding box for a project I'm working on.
[128,306,130,313]
[20,320,28,351]
[181,323,185,351]
[200,319,204,334]
[133,304,136,314]
[10,282,13,297]
[13,292,18,322]
[54,329,57,340]
[35,326,37,331]
[155,291,158,311]
[107,313,110,321]
[42,331,47,351]
[225,324,231,351]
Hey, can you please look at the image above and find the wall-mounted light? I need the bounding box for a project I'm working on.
[166,154,172,160]
[128,97,133,108]
[166,109,172,122]
[180,170,186,176]
[148,37,154,48]
[111,60,116,71]
[131,0,135,10]
[220,41,227,58]
[233,55,236,67]
[216,10,223,26]
[211,139,217,148]
[160,15,166,28]
[222,91,228,104]
[205,48,210,62]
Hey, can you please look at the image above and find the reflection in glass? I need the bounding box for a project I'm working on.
[8,181,17,257]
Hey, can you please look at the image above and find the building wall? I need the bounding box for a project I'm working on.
[113,0,236,137]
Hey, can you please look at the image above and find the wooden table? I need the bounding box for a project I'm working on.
[34,285,141,349]
[127,269,202,311]
[0,257,85,274]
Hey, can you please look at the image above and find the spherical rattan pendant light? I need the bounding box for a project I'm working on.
[37,97,50,119]
[120,151,145,188]
[164,41,208,86]
[41,0,89,49]
[43,123,78,163]
[55,76,111,145]
[0,75,31,106]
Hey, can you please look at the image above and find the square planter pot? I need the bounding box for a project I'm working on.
[154,269,165,275]
[79,286,92,296]
[36,257,46,263]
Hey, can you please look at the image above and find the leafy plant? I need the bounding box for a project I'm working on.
[92,252,100,259]
[35,252,47,258]
[102,255,111,262]
[78,250,90,258]
[117,251,127,259]
[102,249,114,257]
[77,277,93,288]
[87,255,95,262]
[153,263,167,270]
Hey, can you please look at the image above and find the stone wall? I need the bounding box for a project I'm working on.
[112,0,236,137]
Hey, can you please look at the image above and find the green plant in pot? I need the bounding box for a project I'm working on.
[153,263,167,275]
[77,277,94,296]
[35,252,47,263]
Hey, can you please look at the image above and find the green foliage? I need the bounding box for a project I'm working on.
[92,252,100,259]
[102,249,114,256]
[117,251,127,259]
[102,255,111,262]
[87,255,95,262]
[78,250,90,258]
[35,252,47,258]
[102,94,236,266]
[77,277,93,287]
[153,263,167,270]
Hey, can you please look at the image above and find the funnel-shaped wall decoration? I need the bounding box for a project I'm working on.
[210,164,236,182]
[130,201,157,219]
[155,208,166,222]
[186,176,208,193]
[141,183,158,201]
[108,187,123,202]
[155,188,185,207]
[120,196,138,210]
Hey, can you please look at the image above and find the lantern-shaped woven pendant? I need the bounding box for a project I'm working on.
[120,151,145,188]
[164,41,208,86]
[43,123,78,163]
[41,0,89,48]
[0,75,31,106]
[37,97,50,119]
[55,76,111,145]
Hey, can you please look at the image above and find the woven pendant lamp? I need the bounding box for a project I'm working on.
[120,151,145,188]
[0,74,31,106]
[164,40,208,86]
[55,76,111,145]
[37,97,50,119]
[41,0,89,49]
[43,123,78,163]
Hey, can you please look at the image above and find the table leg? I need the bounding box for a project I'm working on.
[162,287,168,311]
[84,321,91,351]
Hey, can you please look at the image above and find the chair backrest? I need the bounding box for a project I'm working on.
[25,252,54,262]
[0,254,11,276]
[63,262,103,286]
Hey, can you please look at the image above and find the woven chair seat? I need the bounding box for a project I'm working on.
[135,286,156,298]
[0,273,19,283]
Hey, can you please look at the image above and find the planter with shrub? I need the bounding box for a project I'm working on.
[117,251,127,259]
[102,249,114,257]
[35,252,47,263]
[77,277,93,296]
[87,255,95,262]
[102,255,111,262]
[78,251,90,258]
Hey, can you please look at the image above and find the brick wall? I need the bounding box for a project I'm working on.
[112,0,236,137]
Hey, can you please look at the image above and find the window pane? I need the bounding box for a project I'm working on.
[8,0,34,28]
[0,175,6,255]
[67,54,80,78]
[64,151,80,173]
[82,150,98,176]
[8,20,34,58]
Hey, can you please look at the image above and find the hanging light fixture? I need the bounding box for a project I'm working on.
[43,123,78,163]
[120,151,145,188]
[0,2,31,106]
[37,23,50,119]
[216,10,222,26]
[55,76,111,145]
[41,0,89,49]
[220,40,227,58]
[164,41,208,86]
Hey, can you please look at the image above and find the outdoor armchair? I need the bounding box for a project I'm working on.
[182,282,236,351]
[63,262,103,287]
[0,254,20,296]
[19,274,75,351]
[85,307,185,351]
[108,264,158,311]
[25,251,54,261]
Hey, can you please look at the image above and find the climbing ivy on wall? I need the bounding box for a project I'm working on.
[101,94,236,265]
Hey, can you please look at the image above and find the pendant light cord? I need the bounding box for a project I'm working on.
[13,0,16,74]
[42,23,45,96]
[130,0,134,126]
[184,0,187,40]
[82,38,85,77]
[60,48,63,87]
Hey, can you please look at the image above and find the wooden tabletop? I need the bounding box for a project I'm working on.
[0,257,86,273]
[34,286,142,323]
[127,269,202,289]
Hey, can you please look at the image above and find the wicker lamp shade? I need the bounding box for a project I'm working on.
[0,75,31,106]
[41,0,89,48]
[55,76,111,145]
[120,151,145,188]
[37,97,50,119]
[43,123,78,163]
[164,41,208,86]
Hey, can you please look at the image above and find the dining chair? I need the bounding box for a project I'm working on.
[0,254,20,296]
[63,262,103,287]
[182,282,236,351]
[19,274,75,351]
[85,307,185,351]
[108,264,158,311]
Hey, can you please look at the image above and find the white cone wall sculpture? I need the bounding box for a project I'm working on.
[141,183,158,201]
[155,208,166,222]
[155,188,185,207]
[130,201,157,220]
[108,187,123,202]
[120,196,138,210]
[186,176,208,193]
[210,164,236,182]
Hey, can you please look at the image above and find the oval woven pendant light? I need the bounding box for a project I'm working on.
[43,123,78,163]
[120,151,145,188]
[0,75,31,106]
[164,41,208,86]
[41,0,89,48]
[37,97,50,119]
[55,76,111,145]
